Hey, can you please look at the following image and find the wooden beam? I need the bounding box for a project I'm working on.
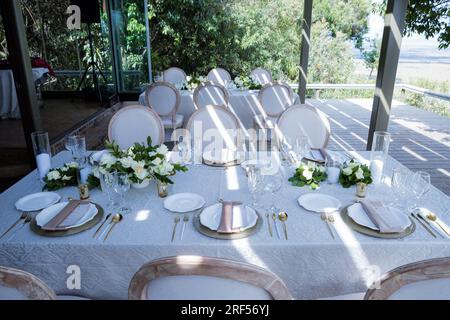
[298,0,312,104]
[367,0,409,150]
[0,0,42,166]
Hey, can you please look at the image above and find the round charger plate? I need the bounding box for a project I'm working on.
[193,212,262,240]
[30,203,104,237]
[340,205,415,239]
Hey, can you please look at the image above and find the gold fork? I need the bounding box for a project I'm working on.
[321,213,335,239]
[172,216,180,242]
[0,212,28,240]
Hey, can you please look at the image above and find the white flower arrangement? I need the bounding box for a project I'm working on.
[339,160,372,188]
[288,163,327,190]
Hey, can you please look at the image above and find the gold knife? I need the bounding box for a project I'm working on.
[93,213,111,238]
[172,216,180,242]
[411,212,436,238]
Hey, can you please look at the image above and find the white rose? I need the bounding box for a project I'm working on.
[355,167,364,180]
[62,175,71,181]
[68,162,78,168]
[303,169,313,180]
[132,161,148,180]
[156,144,168,155]
[348,162,359,169]
[343,167,353,176]
[120,156,135,168]
[47,170,61,181]
[61,166,69,172]
[152,157,162,166]
[100,153,116,168]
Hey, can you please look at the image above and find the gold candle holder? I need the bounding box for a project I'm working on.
[78,183,90,200]
[356,182,367,198]
[157,181,169,198]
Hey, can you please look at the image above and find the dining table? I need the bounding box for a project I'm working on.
[0,150,449,300]
[138,89,300,130]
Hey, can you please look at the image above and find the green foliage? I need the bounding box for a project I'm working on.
[288,163,327,190]
[361,38,381,77]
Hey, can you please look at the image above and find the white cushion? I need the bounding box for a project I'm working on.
[195,85,228,109]
[253,114,277,129]
[161,114,184,129]
[250,68,272,85]
[147,85,178,116]
[0,285,28,300]
[146,275,272,300]
[259,84,292,116]
[389,278,450,300]
[318,292,365,300]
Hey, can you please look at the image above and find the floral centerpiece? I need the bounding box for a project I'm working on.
[94,137,188,188]
[234,75,262,90]
[43,161,99,191]
[288,163,327,190]
[184,75,207,90]
[339,160,372,188]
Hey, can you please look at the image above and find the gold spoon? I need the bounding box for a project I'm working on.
[272,213,281,239]
[278,212,288,240]
[321,213,335,239]
[103,214,123,242]
[426,212,450,237]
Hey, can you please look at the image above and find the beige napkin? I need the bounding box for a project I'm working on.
[217,201,243,234]
[42,200,90,231]
[360,200,407,233]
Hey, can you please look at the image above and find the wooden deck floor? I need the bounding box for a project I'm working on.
[310,98,450,196]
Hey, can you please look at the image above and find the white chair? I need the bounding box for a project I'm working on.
[163,67,187,84]
[275,104,331,149]
[128,256,293,300]
[0,266,89,300]
[207,67,232,86]
[250,68,272,85]
[321,257,450,300]
[193,81,230,110]
[185,105,239,151]
[254,81,294,131]
[145,82,183,130]
[108,105,164,149]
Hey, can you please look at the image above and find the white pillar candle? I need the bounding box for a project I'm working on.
[327,167,340,184]
[36,153,51,181]
[79,166,90,184]
[370,159,384,183]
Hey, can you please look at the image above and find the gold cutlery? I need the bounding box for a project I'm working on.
[272,213,281,239]
[0,212,28,240]
[410,212,436,238]
[7,213,32,241]
[180,214,189,240]
[426,212,450,237]
[266,213,273,237]
[172,216,180,242]
[103,214,123,242]
[416,212,444,239]
[93,213,111,238]
[278,212,288,240]
[327,214,337,238]
[321,213,335,239]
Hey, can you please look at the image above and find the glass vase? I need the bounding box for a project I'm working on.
[370,131,390,184]
[31,131,52,181]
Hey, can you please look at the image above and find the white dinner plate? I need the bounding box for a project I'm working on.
[203,149,239,165]
[36,202,98,230]
[297,193,342,213]
[200,203,258,231]
[347,203,411,231]
[15,192,61,212]
[164,193,205,213]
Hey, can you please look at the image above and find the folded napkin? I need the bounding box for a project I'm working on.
[42,200,91,231]
[310,148,327,162]
[360,200,408,233]
[217,201,245,234]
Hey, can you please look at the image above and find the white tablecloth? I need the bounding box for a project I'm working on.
[0,151,449,299]
[0,68,48,119]
[139,89,299,129]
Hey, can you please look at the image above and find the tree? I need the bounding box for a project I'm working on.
[361,38,381,77]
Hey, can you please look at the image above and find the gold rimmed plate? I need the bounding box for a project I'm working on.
[340,205,415,239]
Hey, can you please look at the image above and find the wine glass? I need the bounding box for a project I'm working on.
[112,171,131,214]
[100,172,116,209]
[409,171,431,212]
[177,136,191,164]
[263,173,283,214]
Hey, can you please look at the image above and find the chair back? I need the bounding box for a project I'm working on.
[365,257,450,300]
[250,68,272,85]
[276,104,331,149]
[193,81,229,109]
[145,81,181,119]
[108,105,164,149]
[163,67,187,84]
[128,256,293,300]
[0,266,56,300]
[207,68,232,86]
[258,81,293,117]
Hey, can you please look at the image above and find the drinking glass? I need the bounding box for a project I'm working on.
[112,171,131,214]
[263,173,283,214]
[31,131,52,181]
[247,165,263,208]
[292,135,310,161]
[409,171,431,212]
[100,172,116,209]
[177,136,191,164]
[70,135,87,168]
[65,134,76,154]
[390,168,408,208]
[370,131,391,184]
[326,158,341,184]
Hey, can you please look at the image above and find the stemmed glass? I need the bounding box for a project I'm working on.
[247,165,263,208]
[177,135,191,164]
[409,171,431,212]
[263,173,283,214]
[112,171,131,214]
